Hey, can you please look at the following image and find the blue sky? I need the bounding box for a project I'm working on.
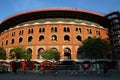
[0,0,120,22]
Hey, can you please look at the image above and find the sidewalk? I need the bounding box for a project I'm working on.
[0,70,120,80]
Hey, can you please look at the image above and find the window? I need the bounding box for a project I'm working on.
[64,27,67,32]
[28,28,34,34]
[6,40,8,45]
[64,35,70,41]
[76,28,82,33]
[28,29,31,34]
[87,29,92,34]
[19,30,24,35]
[51,35,57,41]
[31,29,33,33]
[11,39,14,44]
[51,27,57,32]
[96,30,100,35]
[39,35,44,41]
[64,27,70,32]
[67,27,70,32]
[39,28,45,32]
[76,35,82,41]
[12,32,15,37]
[19,37,23,43]
[19,31,21,35]
[22,30,24,34]
[28,36,33,42]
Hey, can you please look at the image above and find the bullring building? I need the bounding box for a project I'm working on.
[0,8,109,60]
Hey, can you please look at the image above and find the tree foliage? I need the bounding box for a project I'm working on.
[41,49,60,61]
[0,47,6,60]
[10,47,26,59]
[79,37,112,59]
[24,51,32,61]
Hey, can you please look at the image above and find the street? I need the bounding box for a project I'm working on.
[0,70,120,80]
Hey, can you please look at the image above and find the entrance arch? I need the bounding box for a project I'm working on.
[26,48,32,60]
[77,48,83,59]
[27,48,32,54]
[64,48,71,59]
[51,48,58,52]
[37,48,44,59]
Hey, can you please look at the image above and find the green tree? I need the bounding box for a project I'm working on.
[11,47,26,60]
[79,37,112,59]
[41,49,60,61]
[9,49,16,59]
[24,49,32,61]
[0,47,6,60]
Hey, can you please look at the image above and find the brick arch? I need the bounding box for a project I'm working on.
[64,47,71,59]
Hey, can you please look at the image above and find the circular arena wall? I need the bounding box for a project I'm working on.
[0,8,109,60]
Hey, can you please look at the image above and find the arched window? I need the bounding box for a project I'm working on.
[6,40,8,45]
[67,27,70,32]
[39,28,41,32]
[11,39,14,44]
[31,29,33,33]
[76,28,82,33]
[64,27,70,32]
[64,35,70,41]
[87,29,92,34]
[28,29,31,34]
[39,28,45,32]
[43,28,45,32]
[22,30,24,34]
[28,36,33,42]
[39,35,44,41]
[76,35,82,41]
[28,28,34,34]
[19,37,23,43]
[55,27,57,32]
[51,27,57,32]
[96,30,100,35]
[19,31,21,35]
[64,27,67,32]
[51,27,54,32]
[51,35,57,41]
[12,32,15,37]
[19,30,24,35]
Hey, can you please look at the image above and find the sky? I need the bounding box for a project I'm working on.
[0,0,120,22]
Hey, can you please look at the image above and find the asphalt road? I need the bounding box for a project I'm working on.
[0,70,120,80]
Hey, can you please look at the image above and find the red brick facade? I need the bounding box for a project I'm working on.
[0,8,109,60]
